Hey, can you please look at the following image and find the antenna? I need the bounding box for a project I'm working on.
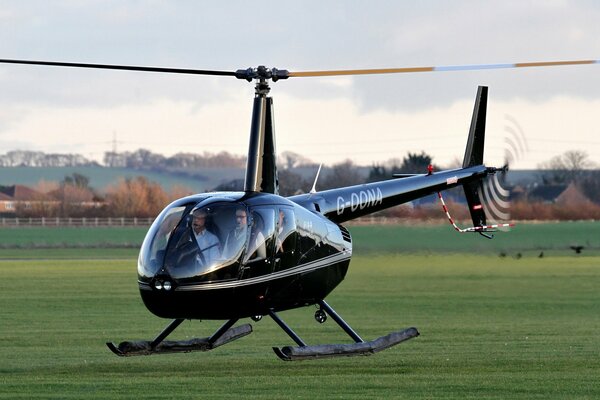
[309,164,323,194]
[112,131,118,154]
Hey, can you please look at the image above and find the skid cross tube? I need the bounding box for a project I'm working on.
[318,300,364,343]
[208,319,239,344]
[150,318,185,349]
[269,310,307,347]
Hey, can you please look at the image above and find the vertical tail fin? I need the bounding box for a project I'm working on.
[462,86,487,168]
[463,86,488,227]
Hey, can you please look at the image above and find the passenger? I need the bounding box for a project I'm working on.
[223,207,248,259]
[247,211,266,260]
[191,209,220,266]
[275,210,286,253]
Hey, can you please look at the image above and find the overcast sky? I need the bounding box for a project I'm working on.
[0,1,599,169]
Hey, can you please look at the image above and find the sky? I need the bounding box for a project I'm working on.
[0,1,599,169]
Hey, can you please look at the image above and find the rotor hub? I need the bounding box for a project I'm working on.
[235,65,289,82]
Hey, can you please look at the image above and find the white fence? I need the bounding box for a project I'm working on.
[0,216,446,228]
[0,217,155,227]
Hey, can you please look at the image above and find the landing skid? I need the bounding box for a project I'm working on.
[107,301,418,359]
[270,300,419,361]
[106,318,252,357]
[273,328,419,361]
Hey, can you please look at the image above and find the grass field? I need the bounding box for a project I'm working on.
[1,223,599,398]
[1,220,599,256]
[0,227,147,249]
[349,221,600,256]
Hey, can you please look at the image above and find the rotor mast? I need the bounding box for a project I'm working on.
[238,66,288,194]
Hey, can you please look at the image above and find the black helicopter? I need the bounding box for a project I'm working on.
[0,58,593,360]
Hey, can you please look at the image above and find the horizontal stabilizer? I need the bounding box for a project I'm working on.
[392,173,422,179]
[463,181,487,228]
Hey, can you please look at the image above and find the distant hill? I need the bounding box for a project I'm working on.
[0,166,245,193]
[0,165,578,196]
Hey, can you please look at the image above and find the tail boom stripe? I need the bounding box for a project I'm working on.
[437,192,514,233]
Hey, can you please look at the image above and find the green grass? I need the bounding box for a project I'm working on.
[0,247,139,259]
[0,227,147,249]
[2,221,599,256]
[348,221,600,256]
[1,253,599,399]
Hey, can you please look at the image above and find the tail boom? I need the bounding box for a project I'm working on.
[289,85,504,227]
[290,165,489,223]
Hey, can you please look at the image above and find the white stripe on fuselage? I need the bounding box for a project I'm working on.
[139,250,352,292]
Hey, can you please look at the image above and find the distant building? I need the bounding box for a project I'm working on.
[0,185,51,216]
[526,184,568,203]
[555,183,595,207]
[0,191,15,213]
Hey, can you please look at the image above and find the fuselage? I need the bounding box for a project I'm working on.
[138,165,489,320]
[138,192,352,319]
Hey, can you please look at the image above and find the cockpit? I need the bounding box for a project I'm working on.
[138,194,351,292]
[138,197,253,285]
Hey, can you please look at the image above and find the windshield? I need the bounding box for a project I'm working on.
[138,201,193,280]
[162,202,249,283]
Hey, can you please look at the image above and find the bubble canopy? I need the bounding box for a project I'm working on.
[138,195,251,285]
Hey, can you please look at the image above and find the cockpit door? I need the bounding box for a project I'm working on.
[273,206,298,272]
[239,206,277,280]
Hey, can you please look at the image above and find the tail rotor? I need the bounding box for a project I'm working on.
[479,115,529,227]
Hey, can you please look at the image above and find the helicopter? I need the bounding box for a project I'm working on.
[0,58,594,361]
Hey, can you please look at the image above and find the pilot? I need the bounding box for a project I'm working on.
[192,209,220,266]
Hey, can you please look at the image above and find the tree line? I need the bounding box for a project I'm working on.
[12,174,192,218]
[0,149,247,169]
[4,149,600,221]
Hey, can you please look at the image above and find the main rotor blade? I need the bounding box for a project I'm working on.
[2,58,597,80]
[288,59,599,77]
[0,58,236,76]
